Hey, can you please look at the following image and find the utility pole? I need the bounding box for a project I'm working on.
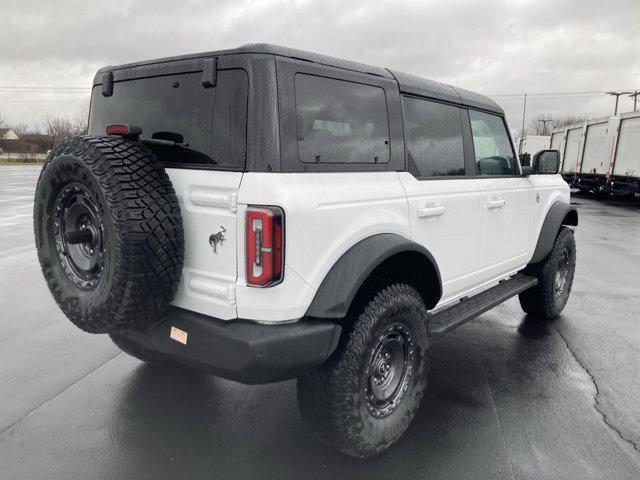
[519,93,527,154]
[538,119,552,136]
[630,91,640,111]
[606,91,633,115]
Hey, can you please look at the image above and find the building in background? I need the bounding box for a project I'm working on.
[0,128,19,140]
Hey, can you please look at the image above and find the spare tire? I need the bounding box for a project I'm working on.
[34,136,184,333]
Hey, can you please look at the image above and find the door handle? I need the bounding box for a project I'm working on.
[417,205,445,218]
[487,199,507,209]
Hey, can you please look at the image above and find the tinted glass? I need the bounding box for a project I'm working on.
[469,110,517,175]
[295,74,390,163]
[88,69,248,168]
[402,97,464,177]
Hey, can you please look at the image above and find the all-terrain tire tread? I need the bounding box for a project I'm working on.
[519,227,576,319]
[297,283,430,458]
[34,136,184,333]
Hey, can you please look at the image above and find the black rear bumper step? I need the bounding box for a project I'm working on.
[115,308,342,384]
[429,273,537,339]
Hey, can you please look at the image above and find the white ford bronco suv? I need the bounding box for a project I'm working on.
[34,44,577,458]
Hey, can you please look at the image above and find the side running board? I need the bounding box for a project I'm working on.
[429,273,538,339]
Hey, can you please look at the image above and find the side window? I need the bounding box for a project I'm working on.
[402,96,465,177]
[469,110,517,176]
[295,74,390,163]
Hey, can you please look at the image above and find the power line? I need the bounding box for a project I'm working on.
[0,99,86,103]
[487,90,610,97]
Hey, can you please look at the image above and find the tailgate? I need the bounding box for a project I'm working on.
[168,169,243,320]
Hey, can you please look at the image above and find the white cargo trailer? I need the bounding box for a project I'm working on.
[576,116,619,192]
[561,126,584,178]
[609,111,640,195]
[552,111,640,195]
[550,130,564,160]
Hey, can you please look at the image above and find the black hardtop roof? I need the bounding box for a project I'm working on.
[96,43,502,114]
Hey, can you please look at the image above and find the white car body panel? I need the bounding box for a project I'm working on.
[168,166,569,324]
[398,172,483,302]
[475,177,534,279]
[236,171,410,323]
[167,169,243,321]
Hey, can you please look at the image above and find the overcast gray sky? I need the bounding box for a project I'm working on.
[1,0,639,132]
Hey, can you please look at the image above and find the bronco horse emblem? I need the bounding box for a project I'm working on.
[209,226,226,253]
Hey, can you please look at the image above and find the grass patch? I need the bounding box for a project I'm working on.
[0,159,44,165]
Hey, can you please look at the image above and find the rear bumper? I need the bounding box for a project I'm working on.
[117,307,341,384]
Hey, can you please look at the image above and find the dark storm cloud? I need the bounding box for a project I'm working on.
[1,0,639,127]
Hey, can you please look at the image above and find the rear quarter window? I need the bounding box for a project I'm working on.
[88,69,248,169]
[294,74,390,164]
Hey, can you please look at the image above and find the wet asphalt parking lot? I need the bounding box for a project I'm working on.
[0,164,639,479]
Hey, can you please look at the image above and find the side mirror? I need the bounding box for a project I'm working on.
[532,149,560,174]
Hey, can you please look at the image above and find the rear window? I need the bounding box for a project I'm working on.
[294,74,390,164]
[88,69,248,169]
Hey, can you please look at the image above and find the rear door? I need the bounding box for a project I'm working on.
[88,66,249,320]
[467,110,534,278]
[550,131,565,169]
[561,126,584,178]
[613,115,640,177]
[398,96,483,302]
[580,121,609,174]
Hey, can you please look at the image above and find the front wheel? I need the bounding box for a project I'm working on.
[297,283,430,458]
[519,227,576,319]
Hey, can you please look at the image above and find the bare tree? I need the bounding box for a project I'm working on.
[0,112,6,127]
[528,114,557,136]
[73,97,90,135]
[551,115,591,129]
[11,123,31,135]
[42,114,75,146]
[528,114,592,136]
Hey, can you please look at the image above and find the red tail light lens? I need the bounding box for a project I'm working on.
[106,124,130,135]
[245,206,284,287]
[105,124,142,136]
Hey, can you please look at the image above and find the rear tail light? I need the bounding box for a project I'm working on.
[245,206,284,287]
[105,124,142,137]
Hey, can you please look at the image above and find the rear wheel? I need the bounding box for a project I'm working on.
[297,283,430,458]
[519,227,576,319]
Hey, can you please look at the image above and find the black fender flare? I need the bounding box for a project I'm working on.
[305,233,442,319]
[530,201,578,264]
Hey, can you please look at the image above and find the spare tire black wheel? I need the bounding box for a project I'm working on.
[34,136,184,333]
